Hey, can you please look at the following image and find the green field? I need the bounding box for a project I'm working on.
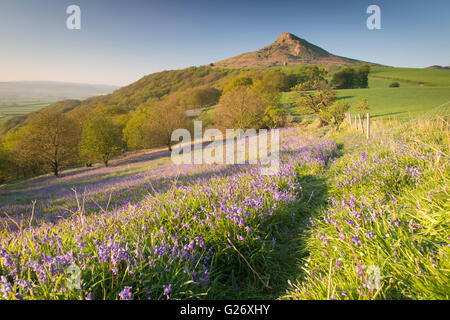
[369,66,450,87]
[0,101,51,123]
[283,67,450,121]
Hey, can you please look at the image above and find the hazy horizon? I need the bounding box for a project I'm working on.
[0,0,449,86]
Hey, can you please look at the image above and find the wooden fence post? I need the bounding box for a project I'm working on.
[358,113,364,133]
[366,112,370,139]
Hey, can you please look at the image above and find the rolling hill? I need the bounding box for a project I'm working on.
[213,32,374,68]
[0,81,117,103]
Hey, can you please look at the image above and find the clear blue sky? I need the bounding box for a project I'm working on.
[0,0,448,86]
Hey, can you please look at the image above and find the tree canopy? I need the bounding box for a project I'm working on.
[80,117,123,167]
[214,86,268,130]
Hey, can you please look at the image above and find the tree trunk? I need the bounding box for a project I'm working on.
[318,118,328,127]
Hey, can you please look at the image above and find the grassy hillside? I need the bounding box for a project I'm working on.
[0,67,239,135]
[369,66,450,87]
[0,116,447,300]
[283,67,450,121]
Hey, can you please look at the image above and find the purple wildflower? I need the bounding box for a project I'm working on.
[163,284,172,300]
[118,286,133,300]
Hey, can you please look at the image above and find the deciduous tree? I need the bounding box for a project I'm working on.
[144,100,192,152]
[20,111,79,176]
[296,82,337,126]
[80,117,123,167]
[214,86,268,130]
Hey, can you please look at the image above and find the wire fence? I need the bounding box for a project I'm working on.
[346,101,450,160]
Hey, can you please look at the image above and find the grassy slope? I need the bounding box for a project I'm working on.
[285,119,449,300]
[283,67,450,121]
[337,80,450,120]
[1,119,447,300]
[0,66,448,300]
[369,66,450,87]
[0,129,340,300]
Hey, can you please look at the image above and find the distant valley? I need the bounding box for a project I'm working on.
[0,81,118,124]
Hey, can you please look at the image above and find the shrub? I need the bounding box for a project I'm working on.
[355,98,370,114]
[263,105,289,128]
[296,82,337,126]
[327,101,350,129]
[389,82,400,88]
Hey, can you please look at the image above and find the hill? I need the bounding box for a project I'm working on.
[426,65,450,70]
[0,67,238,134]
[213,32,373,68]
[0,81,117,103]
[0,34,378,134]
[0,81,118,127]
[282,66,450,121]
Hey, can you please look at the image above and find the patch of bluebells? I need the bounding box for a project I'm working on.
[287,133,449,300]
[0,128,340,300]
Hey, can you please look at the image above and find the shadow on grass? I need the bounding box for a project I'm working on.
[210,173,330,299]
[0,163,250,225]
[337,95,355,100]
[371,111,407,119]
[267,174,329,299]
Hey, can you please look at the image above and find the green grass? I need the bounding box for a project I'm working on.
[0,102,51,123]
[370,66,450,87]
[337,85,450,120]
[283,67,450,121]
[284,118,449,300]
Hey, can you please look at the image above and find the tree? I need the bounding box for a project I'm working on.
[91,104,129,131]
[355,98,370,115]
[327,101,350,129]
[331,65,370,89]
[259,70,290,92]
[14,111,80,176]
[223,76,253,94]
[331,67,356,89]
[177,86,222,109]
[214,86,268,130]
[80,117,123,167]
[0,140,11,182]
[123,100,191,152]
[357,65,370,88]
[252,70,290,106]
[144,100,192,152]
[2,127,39,177]
[263,105,288,129]
[288,65,327,89]
[296,82,337,126]
[294,79,328,91]
[123,108,150,151]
